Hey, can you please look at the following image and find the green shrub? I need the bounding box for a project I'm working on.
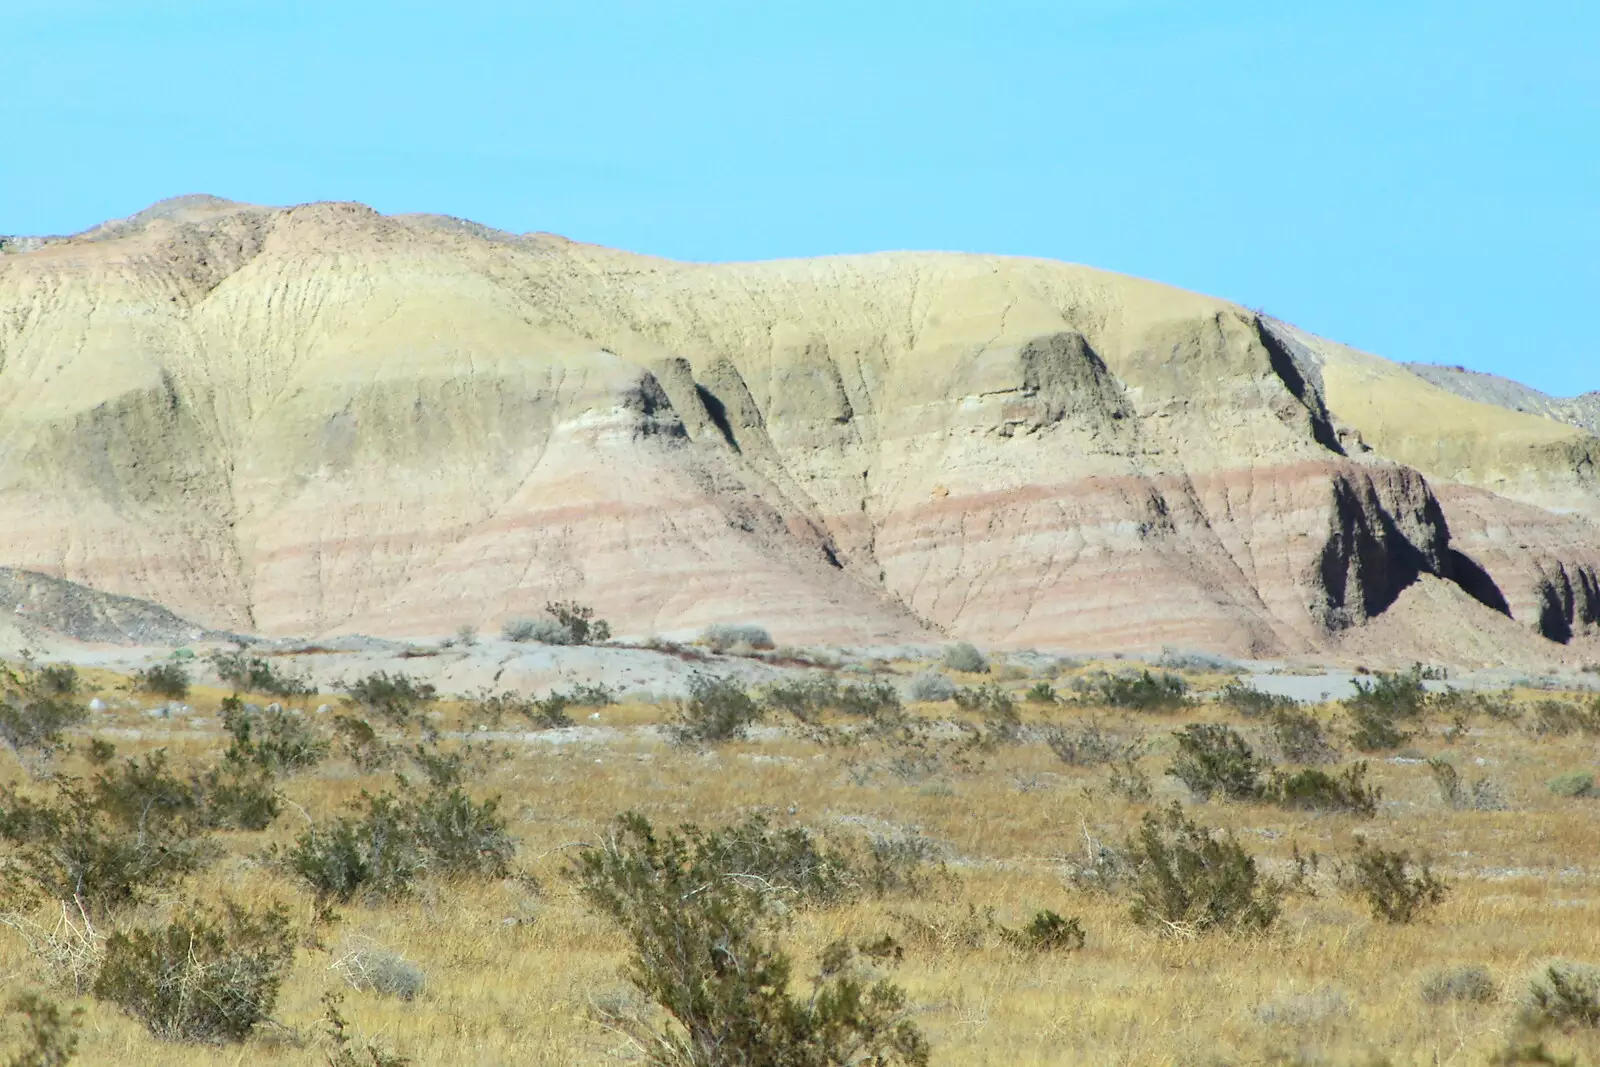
[1025,682,1058,704]
[953,684,1021,741]
[1345,839,1449,923]
[1420,964,1498,1005]
[1000,910,1086,953]
[1526,700,1600,738]
[342,673,436,729]
[569,812,930,1067]
[1269,764,1381,817]
[1216,681,1300,719]
[208,648,314,698]
[1043,719,1144,767]
[1166,724,1265,801]
[1547,772,1596,798]
[0,773,213,915]
[670,675,764,745]
[701,623,775,652]
[903,672,956,703]
[1521,961,1600,1029]
[544,601,611,645]
[1124,804,1281,935]
[1347,705,1412,752]
[2,991,81,1067]
[1428,758,1508,811]
[1269,707,1339,764]
[407,785,515,879]
[1081,670,1188,712]
[837,682,904,722]
[92,900,294,1044]
[942,643,988,674]
[130,663,189,701]
[500,617,564,643]
[1348,667,1431,720]
[331,715,394,771]
[220,699,329,776]
[0,662,89,755]
[761,675,839,723]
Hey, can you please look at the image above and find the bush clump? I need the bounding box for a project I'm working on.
[1428,758,1508,812]
[1344,667,1429,751]
[669,675,765,745]
[2,990,82,1064]
[1124,803,1281,935]
[1547,771,1596,798]
[332,940,425,1001]
[1216,680,1301,718]
[220,698,329,776]
[131,662,189,701]
[1420,964,1498,1005]
[1521,961,1600,1030]
[953,684,1021,741]
[1269,764,1381,817]
[1344,838,1449,923]
[342,673,436,729]
[1080,670,1188,712]
[92,899,294,1044]
[208,647,314,698]
[281,778,513,904]
[903,672,956,703]
[701,623,776,653]
[1268,706,1339,765]
[1043,719,1144,767]
[942,643,989,674]
[569,812,931,1067]
[0,660,89,755]
[1526,699,1600,739]
[1166,724,1265,802]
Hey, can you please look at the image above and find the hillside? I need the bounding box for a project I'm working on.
[0,196,1596,661]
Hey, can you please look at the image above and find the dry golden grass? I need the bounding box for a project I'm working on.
[2,666,1599,1065]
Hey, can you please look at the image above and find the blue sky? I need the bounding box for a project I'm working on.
[4,1,1595,395]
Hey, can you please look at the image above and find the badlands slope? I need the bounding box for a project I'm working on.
[0,195,1596,661]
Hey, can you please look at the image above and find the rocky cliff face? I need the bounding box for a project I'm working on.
[0,197,1594,659]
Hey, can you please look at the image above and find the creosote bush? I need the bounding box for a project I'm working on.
[1167,724,1265,801]
[2,991,81,1067]
[342,673,437,729]
[942,643,988,674]
[569,812,931,1067]
[130,662,189,701]
[669,675,765,745]
[92,899,294,1044]
[1344,839,1449,923]
[208,647,314,698]
[0,661,89,755]
[1079,669,1188,712]
[1428,758,1507,811]
[1269,764,1381,817]
[220,698,329,776]
[1043,719,1144,768]
[1216,681,1300,719]
[1344,667,1429,751]
[701,623,775,653]
[1268,706,1339,764]
[1124,803,1282,935]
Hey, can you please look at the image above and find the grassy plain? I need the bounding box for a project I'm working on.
[2,659,1599,1066]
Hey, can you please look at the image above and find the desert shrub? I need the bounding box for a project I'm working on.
[131,662,189,701]
[1080,669,1188,712]
[903,672,955,703]
[1043,719,1144,767]
[331,941,425,1001]
[953,683,1021,739]
[322,990,412,1067]
[1526,699,1600,738]
[1269,707,1339,764]
[1124,803,1281,935]
[1346,667,1428,721]
[569,812,930,1067]
[545,601,611,645]
[1345,839,1449,923]
[1166,724,1265,801]
[281,779,512,904]
[220,699,328,776]
[861,833,942,898]
[837,682,904,722]
[669,675,764,745]
[1347,703,1412,752]
[1420,964,1498,1005]
[331,716,394,771]
[0,662,89,755]
[1025,682,1058,704]
[500,617,564,643]
[1216,681,1300,719]
[1547,771,1596,798]
[701,623,775,653]
[999,910,1086,953]
[2,991,81,1066]
[191,764,281,832]
[688,813,857,907]
[762,675,840,723]
[1429,758,1508,811]
[1269,764,1381,817]
[208,648,314,698]
[92,899,294,1044]
[942,643,989,674]
[1521,961,1600,1030]
[526,693,576,729]
[342,673,436,729]
[0,773,212,915]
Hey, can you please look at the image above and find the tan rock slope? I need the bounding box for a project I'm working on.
[1,196,1595,660]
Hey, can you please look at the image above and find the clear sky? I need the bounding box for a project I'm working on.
[4,1,1595,395]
